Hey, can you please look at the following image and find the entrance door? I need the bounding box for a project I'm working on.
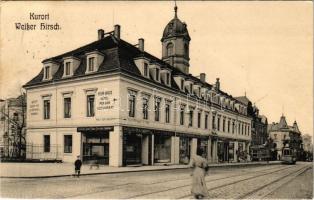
[179,137,190,164]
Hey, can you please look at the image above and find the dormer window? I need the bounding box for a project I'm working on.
[166,73,170,85]
[88,57,95,72]
[85,51,104,74]
[181,79,184,90]
[44,66,50,80]
[65,62,71,76]
[156,68,160,81]
[144,63,148,77]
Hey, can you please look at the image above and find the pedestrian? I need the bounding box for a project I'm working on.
[74,156,82,178]
[189,147,210,199]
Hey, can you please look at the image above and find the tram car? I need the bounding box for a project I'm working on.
[281,147,296,164]
[250,145,270,161]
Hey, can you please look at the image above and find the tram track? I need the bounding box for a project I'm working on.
[178,164,309,199]
[127,165,294,199]
[64,165,288,199]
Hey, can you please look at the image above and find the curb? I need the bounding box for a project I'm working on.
[0,162,281,179]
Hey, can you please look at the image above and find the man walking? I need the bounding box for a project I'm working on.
[74,156,82,178]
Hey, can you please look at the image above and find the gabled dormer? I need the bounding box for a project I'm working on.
[193,83,202,97]
[161,68,172,86]
[173,75,185,92]
[62,56,80,78]
[149,62,161,83]
[184,79,194,94]
[42,60,59,81]
[200,87,208,99]
[85,50,104,74]
[134,57,150,78]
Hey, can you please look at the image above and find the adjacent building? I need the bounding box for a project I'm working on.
[268,115,303,160]
[23,6,252,166]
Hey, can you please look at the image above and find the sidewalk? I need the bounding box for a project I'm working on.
[0,161,281,178]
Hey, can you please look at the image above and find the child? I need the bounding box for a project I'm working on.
[74,156,82,178]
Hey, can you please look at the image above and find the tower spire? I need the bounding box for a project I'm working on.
[174,0,178,18]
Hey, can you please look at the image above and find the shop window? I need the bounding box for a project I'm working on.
[165,104,170,123]
[205,114,208,129]
[43,99,50,119]
[44,135,50,152]
[64,135,72,153]
[142,98,149,120]
[128,94,136,118]
[197,112,201,128]
[87,95,95,117]
[64,97,71,118]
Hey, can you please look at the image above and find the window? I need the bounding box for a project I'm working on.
[167,43,173,57]
[43,100,50,119]
[88,57,95,72]
[232,122,235,133]
[242,124,244,135]
[274,134,277,140]
[180,106,185,125]
[198,87,201,96]
[189,110,193,127]
[205,114,208,129]
[212,116,216,129]
[87,95,95,117]
[165,104,170,123]
[197,112,201,128]
[217,117,220,131]
[143,98,148,120]
[228,120,230,133]
[13,113,19,121]
[44,135,50,152]
[144,63,148,77]
[238,122,241,134]
[44,66,50,79]
[184,44,189,58]
[128,94,136,117]
[190,84,193,93]
[64,97,71,118]
[155,98,161,121]
[166,73,170,85]
[156,68,160,81]
[65,62,71,76]
[248,126,250,135]
[64,135,72,153]
[223,118,226,132]
[181,79,184,90]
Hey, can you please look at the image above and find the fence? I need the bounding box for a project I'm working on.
[26,144,63,161]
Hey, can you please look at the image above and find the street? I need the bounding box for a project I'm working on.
[0,162,312,199]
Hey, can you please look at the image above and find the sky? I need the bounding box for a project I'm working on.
[0,1,313,135]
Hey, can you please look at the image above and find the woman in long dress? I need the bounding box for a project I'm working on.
[190,147,210,199]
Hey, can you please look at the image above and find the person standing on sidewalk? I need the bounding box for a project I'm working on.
[74,156,82,178]
[189,147,210,199]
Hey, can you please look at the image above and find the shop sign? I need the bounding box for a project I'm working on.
[77,126,114,132]
[123,126,152,135]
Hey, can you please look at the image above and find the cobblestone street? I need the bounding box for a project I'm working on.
[0,162,312,199]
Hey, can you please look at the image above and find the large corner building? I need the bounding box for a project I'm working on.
[23,7,252,166]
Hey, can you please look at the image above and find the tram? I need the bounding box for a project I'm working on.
[281,147,296,164]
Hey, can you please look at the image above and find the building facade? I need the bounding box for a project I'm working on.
[24,7,252,166]
[0,95,27,159]
[268,115,303,160]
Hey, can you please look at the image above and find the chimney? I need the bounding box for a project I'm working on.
[215,78,220,90]
[98,29,105,40]
[138,38,144,52]
[200,73,206,83]
[114,24,120,39]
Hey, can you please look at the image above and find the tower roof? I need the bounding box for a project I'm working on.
[278,115,288,129]
[293,120,300,133]
[161,6,190,42]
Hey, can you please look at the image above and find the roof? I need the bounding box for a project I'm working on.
[161,6,190,42]
[234,96,251,105]
[24,33,247,109]
[268,116,301,134]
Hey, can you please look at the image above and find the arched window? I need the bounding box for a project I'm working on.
[167,43,174,57]
[184,44,189,58]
